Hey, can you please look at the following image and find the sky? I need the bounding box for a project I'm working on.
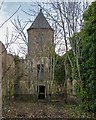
[0,1,39,56]
[0,0,95,57]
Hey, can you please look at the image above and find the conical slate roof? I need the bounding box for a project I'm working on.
[28,9,53,30]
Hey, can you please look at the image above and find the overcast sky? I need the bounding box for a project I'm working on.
[0,1,38,56]
[0,0,95,57]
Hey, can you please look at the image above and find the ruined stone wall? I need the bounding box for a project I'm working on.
[0,41,2,118]
[6,54,15,98]
[0,41,7,98]
[1,42,7,79]
[0,41,15,99]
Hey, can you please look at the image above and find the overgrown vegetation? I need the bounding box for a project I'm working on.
[54,55,65,86]
[79,1,96,112]
[54,1,96,112]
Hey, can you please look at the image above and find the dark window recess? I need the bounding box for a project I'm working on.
[37,64,44,80]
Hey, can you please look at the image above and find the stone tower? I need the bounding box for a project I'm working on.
[27,9,54,99]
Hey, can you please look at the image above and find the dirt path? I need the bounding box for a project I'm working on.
[2,100,95,119]
[3,101,68,118]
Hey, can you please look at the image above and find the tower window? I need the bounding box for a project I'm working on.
[37,64,44,80]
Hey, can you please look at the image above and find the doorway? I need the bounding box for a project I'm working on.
[37,85,45,99]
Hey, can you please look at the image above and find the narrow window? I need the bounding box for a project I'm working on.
[37,64,44,80]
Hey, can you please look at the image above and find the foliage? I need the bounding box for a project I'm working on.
[54,54,65,85]
[64,1,96,111]
[14,55,21,96]
[79,1,96,112]
[54,51,74,84]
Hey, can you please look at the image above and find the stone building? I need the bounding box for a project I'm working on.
[23,10,76,100]
[1,10,76,101]
[27,9,54,99]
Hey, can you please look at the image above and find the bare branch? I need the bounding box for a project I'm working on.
[0,5,21,28]
[0,0,4,11]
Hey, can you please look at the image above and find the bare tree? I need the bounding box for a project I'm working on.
[37,1,89,102]
[11,17,28,56]
[0,5,21,28]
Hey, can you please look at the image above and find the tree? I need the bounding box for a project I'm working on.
[38,1,89,103]
[54,52,73,93]
[54,55,65,93]
[75,1,96,111]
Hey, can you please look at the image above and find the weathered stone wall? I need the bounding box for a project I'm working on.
[27,28,54,97]
[67,79,77,96]
[0,41,2,118]
[0,41,7,98]
[1,42,7,79]
[0,41,15,99]
[28,29,54,57]
[6,54,15,98]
